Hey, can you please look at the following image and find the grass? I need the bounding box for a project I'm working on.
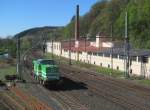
[75,61,124,77]
[136,79,150,85]
[0,66,16,81]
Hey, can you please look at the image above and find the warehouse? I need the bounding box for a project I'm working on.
[46,34,150,79]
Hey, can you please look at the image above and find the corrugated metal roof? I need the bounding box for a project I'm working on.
[94,48,150,57]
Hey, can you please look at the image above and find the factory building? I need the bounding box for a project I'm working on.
[46,33,150,79]
[46,5,150,78]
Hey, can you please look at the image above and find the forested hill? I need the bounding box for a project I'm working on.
[14,26,63,40]
[14,0,150,49]
[62,0,150,49]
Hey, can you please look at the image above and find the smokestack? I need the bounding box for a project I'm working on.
[75,5,79,41]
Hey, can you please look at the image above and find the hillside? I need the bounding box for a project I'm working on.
[13,26,64,54]
[63,0,150,49]
[14,26,63,40]
[14,0,150,49]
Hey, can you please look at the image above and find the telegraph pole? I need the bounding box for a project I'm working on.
[52,39,54,59]
[124,11,130,78]
[69,37,72,65]
[75,5,79,41]
[75,5,80,61]
[84,37,87,52]
[17,36,21,80]
[110,24,113,76]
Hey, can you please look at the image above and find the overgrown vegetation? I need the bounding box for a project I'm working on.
[0,66,16,81]
[63,0,150,49]
[0,57,16,81]
[0,37,16,57]
[14,0,150,49]
[75,61,123,77]
[15,26,63,41]
[136,79,150,86]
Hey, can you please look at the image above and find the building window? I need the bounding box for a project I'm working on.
[98,53,103,56]
[57,45,59,50]
[130,69,132,74]
[142,56,148,63]
[93,53,97,56]
[138,56,141,62]
[119,55,125,60]
[88,52,92,55]
[113,54,118,58]
[105,54,110,58]
[131,56,137,61]
[117,66,119,70]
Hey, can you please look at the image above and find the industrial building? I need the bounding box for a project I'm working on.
[46,5,150,79]
[46,33,150,79]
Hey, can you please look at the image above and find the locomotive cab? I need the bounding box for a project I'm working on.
[33,59,60,84]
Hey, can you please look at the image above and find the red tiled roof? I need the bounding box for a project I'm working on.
[63,46,107,52]
[62,40,108,52]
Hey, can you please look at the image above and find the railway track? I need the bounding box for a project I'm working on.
[49,91,88,110]
[22,47,150,110]
[0,92,25,110]
[22,50,90,110]
[78,67,150,99]
[60,65,150,110]
[21,63,62,110]
[77,71,150,103]
[22,67,89,110]
[23,51,144,109]
[25,66,89,110]
[37,83,89,110]
[11,87,52,110]
[0,100,13,110]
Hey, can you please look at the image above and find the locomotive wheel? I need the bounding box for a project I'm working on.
[36,76,38,80]
[34,75,36,79]
[42,80,45,86]
[34,75,36,80]
[39,80,41,84]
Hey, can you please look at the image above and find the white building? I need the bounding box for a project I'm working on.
[46,34,150,79]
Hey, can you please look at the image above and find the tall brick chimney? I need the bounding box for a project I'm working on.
[75,5,79,41]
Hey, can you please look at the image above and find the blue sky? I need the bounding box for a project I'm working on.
[0,0,98,37]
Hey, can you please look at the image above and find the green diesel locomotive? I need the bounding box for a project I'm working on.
[33,59,60,85]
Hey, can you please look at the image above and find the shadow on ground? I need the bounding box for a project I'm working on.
[45,77,87,91]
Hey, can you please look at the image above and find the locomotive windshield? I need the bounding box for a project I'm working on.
[40,60,56,65]
[46,67,58,73]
